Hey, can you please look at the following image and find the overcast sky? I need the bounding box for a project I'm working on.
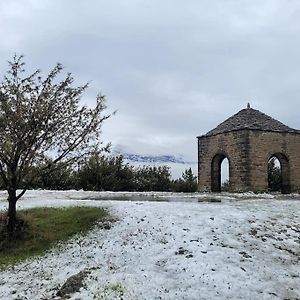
[1,0,300,171]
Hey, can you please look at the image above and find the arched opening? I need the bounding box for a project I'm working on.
[211,154,230,192]
[267,153,290,194]
[221,158,230,191]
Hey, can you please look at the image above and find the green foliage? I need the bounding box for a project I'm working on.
[171,168,198,192]
[0,55,110,190]
[134,165,171,191]
[76,155,171,192]
[221,179,230,192]
[0,149,198,192]
[268,158,282,192]
[76,155,134,191]
[25,156,198,192]
[25,160,75,190]
[0,55,111,231]
[0,206,107,268]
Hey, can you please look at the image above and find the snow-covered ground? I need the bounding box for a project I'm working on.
[0,190,299,300]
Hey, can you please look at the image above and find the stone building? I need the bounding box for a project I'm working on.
[197,105,300,193]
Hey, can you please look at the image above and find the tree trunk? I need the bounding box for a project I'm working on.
[7,190,17,233]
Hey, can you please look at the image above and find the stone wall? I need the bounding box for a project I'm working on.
[197,130,300,193]
[247,131,300,193]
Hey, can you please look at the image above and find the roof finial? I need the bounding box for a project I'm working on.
[247,102,251,109]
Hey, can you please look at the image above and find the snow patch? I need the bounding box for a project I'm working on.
[0,190,299,299]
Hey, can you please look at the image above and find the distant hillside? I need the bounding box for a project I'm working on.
[113,149,195,165]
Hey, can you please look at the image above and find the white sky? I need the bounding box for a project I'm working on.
[1,0,300,174]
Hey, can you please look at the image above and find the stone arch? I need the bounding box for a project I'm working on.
[211,153,231,192]
[267,152,291,194]
[198,106,300,193]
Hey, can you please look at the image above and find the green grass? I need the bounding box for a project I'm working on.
[0,206,108,268]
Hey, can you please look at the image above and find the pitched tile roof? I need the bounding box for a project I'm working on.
[200,107,299,137]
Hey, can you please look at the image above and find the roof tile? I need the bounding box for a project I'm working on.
[201,107,299,137]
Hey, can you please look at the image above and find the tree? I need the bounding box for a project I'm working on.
[0,55,111,232]
[221,179,230,192]
[134,165,171,191]
[171,168,198,192]
[76,154,135,191]
[268,157,281,192]
[27,159,75,190]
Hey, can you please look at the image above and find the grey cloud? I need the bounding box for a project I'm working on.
[1,0,300,175]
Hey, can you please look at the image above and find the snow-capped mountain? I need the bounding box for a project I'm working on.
[113,149,195,164]
[118,153,186,164]
[112,145,197,178]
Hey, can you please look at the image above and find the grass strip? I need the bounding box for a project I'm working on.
[0,206,108,268]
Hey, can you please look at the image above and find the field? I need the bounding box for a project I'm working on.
[0,190,299,300]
